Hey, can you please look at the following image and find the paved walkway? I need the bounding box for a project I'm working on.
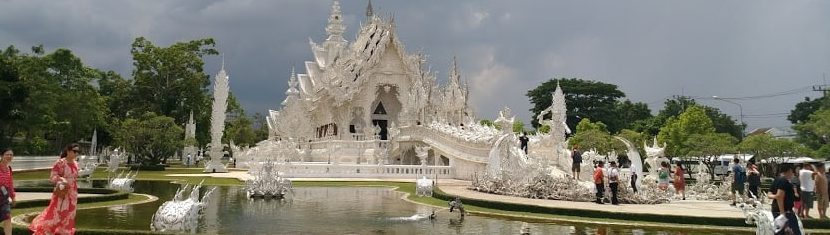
[438,182,745,219]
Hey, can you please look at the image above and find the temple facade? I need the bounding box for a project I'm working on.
[267,0,472,142]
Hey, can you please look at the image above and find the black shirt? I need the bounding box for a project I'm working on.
[770,176,795,214]
[572,150,582,164]
[519,136,529,146]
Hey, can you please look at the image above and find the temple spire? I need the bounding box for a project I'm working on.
[366,0,374,19]
[325,0,346,43]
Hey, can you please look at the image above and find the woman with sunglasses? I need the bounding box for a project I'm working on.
[0,148,15,235]
[30,143,80,235]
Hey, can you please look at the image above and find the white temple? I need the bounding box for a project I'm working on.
[266,0,471,143]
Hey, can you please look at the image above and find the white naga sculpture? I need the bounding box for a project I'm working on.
[150,182,217,233]
[415,176,434,197]
[205,61,230,173]
[245,161,294,199]
[738,197,804,235]
[107,171,137,193]
[616,137,644,190]
[643,138,669,180]
[77,155,99,178]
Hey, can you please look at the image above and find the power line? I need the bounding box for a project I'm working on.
[693,85,813,101]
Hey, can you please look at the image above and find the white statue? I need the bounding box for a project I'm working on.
[205,60,230,173]
[150,182,217,233]
[415,176,434,197]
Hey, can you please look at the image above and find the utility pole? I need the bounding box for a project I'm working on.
[813,73,829,96]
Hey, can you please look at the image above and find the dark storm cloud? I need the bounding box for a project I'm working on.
[1,0,828,131]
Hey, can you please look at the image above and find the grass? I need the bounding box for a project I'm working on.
[14,167,245,186]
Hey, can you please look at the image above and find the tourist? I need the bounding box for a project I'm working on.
[630,164,638,193]
[608,161,620,205]
[657,162,670,191]
[798,163,816,218]
[673,162,686,200]
[814,163,828,219]
[593,162,605,204]
[30,143,80,235]
[0,148,16,235]
[519,132,529,154]
[767,164,801,235]
[572,146,582,180]
[730,158,746,206]
[747,162,762,199]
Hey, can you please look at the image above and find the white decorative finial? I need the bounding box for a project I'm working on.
[220,53,225,71]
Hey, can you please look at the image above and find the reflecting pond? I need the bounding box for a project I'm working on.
[24,180,738,234]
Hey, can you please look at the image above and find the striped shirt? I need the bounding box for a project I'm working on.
[0,165,15,200]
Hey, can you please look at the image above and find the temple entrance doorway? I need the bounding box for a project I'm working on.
[371,119,388,140]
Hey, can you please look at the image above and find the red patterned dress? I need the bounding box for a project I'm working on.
[0,165,16,221]
[29,159,78,235]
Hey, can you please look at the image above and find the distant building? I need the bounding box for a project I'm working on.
[746,127,796,140]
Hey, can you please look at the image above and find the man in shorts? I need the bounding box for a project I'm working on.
[572,146,582,180]
[814,163,828,219]
[799,163,816,218]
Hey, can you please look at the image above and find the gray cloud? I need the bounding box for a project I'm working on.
[1,0,828,131]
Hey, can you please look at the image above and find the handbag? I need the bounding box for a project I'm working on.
[53,183,68,198]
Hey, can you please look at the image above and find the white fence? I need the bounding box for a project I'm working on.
[280,163,452,179]
[12,155,101,170]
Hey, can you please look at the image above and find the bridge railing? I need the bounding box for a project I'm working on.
[398,126,493,162]
[279,163,452,178]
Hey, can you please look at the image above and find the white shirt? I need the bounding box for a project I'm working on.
[609,167,620,183]
[800,169,815,192]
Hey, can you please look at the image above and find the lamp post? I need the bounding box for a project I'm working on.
[712,96,744,137]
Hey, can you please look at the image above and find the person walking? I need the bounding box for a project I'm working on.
[30,143,81,235]
[608,162,620,205]
[798,164,816,218]
[0,149,16,235]
[731,158,746,206]
[519,133,529,154]
[658,162,670,191]
[572,146,582,180]
[629,164,638,193]
[593,162,605,204]
[673,162,686,200]
[747,162,762,199]
[768,164,801,235]
[814,163,828,219]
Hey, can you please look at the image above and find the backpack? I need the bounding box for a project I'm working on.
[734,165,746,184]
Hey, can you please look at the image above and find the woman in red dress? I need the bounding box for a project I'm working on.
[0,148,16,235]
[30,143,80,235]
[673,162,686,200]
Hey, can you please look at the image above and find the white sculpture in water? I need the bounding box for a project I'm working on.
[150,182,217,233]
[107,171,137,193]
[415,176,434,197]
[245,161,293,199]
[205,60,230,173]
[77,155,99,178]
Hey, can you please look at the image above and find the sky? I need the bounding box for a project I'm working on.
[1,0,829,132]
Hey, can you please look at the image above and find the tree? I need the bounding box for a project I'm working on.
[115,112,183,166]
[639,96,744,139]
[657,105,715,158]
[512,120,525,133]
[614,100,653,131]
[739,134,812,176]
[569,119,622,155]
[0,46,28,148]
[129,37,219,146]
[527,78,628,133]
[684,133,737,180]
[793,108,830,157]
[789,96,829,124]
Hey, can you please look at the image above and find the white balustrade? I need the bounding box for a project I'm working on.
[279,163,452,178]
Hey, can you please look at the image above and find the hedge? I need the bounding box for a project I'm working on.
[13,187,129,209]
